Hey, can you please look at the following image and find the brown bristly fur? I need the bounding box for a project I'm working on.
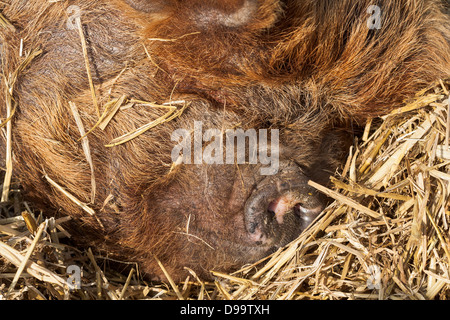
[0,0,449,281]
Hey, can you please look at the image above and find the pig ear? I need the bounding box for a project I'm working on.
[122,0,167,13]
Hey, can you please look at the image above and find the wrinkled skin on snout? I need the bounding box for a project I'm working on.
[0,0,449,280]
[151,161,328,279]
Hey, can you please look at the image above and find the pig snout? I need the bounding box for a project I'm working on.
[244,165,324,246]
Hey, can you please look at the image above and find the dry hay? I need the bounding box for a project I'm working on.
[0,79,449,300]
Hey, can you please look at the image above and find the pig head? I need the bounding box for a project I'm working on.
[0,0,449,280]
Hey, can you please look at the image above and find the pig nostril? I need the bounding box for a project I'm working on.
[267,200,277,219]
[267,209,276,218]
[293,203,303,219]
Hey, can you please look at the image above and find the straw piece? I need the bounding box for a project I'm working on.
[21,210,38,234]
[155,256,184,300]
[1,77,13,202]
[359,129,392,174]
[86,248,118,300]
[148,31,201,42]
[0,12,16,32]
[331,177,411,201]
[1,48,42,202]
[308,180,382,219]
[0,240,67,287]
[7,221,47,296]
[445,95,450,149]
[366,113,436,189]
[105,102,189,147]
[44,174,95,216]
[44,174,104,230]
[75,17,99,117]
[382,94,443,117]
[98,95,126,130]
[436,144,450,160]
[118,268,134,300]
[78,95,127,140]
[69,101,96,204]
[362,118,372,142]
[425,208,450,266]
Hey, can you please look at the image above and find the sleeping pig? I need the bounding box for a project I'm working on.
[0,0,449,280]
